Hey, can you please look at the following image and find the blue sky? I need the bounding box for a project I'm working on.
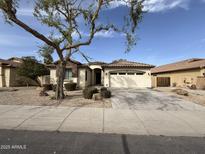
[0,0,205,66]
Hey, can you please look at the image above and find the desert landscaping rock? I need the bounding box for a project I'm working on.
[39,90,49,96]
[92,93,103,101]
[172,89,189,96]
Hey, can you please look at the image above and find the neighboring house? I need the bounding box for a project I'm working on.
[0,57,41,87]
[151,58,205,89]
[0,58,22,87]
[48,59,155,88]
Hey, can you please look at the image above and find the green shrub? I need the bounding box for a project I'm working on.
[101,90,111,98]
[64,83,77,91]
[83,87,98,99]
[100,87,108,92]
[42,84,53,91]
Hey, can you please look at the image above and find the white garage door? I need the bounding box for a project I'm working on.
[110,72,150,88]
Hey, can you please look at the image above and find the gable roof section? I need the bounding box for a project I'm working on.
[54,58,82,65]
[47,58,82,68]
[151,58,205,74]
[102,59,155,68]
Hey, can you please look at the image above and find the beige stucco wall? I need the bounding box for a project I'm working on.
[0,67,11,87]
[104,68,152,88]
[0,67,14,87]
[152,68,203,87]
[200,68,205,76]
[50,68,78,85]
[78,68,92,88]
[4,68,10,87]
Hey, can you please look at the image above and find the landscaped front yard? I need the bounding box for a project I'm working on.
[1,87,205,111]
[0,87,112,108]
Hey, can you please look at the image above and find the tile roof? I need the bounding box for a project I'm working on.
[102,59,155,68]
[151,58,205,74]
[88,61,107,65]
[54,58,82,65]
[47,58,82,68]
[0,59,21,68]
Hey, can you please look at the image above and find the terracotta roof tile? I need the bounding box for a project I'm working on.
[102,59,155,68]
[151,58,205,74]
[0,59,21,68]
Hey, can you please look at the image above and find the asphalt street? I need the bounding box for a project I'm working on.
[0,129,205,154]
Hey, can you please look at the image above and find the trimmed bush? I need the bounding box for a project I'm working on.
[83,87,98,99]
[189,84,197,90]
[101,90,111,98]
[39,90,49,96]
[100,87,108,92]
[64,83,77,91]
[42,84,53,91]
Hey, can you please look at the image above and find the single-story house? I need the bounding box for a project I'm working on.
[151,58,205,89]
[0,58,22,87]
[0,57,42,87]
[48,59,155,88]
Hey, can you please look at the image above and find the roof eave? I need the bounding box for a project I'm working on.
[102,65,155,68]
[151,66,201,74]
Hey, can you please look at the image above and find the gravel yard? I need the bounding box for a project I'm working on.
[0,87,111,108]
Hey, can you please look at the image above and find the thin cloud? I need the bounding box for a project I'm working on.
[143,0,190,12]
[72,30,122,39]
[0,34,38,47]
[109,0,191,12]
[17,8,33,16]
[95,30,115,38]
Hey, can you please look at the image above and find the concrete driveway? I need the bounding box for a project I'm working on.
[111,88,205,111]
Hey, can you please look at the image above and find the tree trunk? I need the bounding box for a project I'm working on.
[55,61,66,99]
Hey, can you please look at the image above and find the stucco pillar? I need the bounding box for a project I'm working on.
[101,70,104,86]
[0,66,3,87]
[92,70,95,85]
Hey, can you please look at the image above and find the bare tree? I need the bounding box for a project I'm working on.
[0,0,144,99]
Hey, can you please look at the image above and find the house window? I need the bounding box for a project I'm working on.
[110,73,117,75]
[85,70,87,81]
[64,69,72,80]
[119,73,126,75]
[127,73,135,75]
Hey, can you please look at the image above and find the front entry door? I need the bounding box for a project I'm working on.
[95,72,101,85]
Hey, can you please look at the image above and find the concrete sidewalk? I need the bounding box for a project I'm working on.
[0,105,205,137]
